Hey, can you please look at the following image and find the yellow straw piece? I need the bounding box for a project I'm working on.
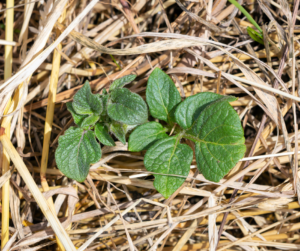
[1,0,14,248]
[40,9,67,251]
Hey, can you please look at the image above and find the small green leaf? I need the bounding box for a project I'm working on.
[247,27,264,45]
[55,127,101,182]
[100,93,109,110]
[80,114,100,128]
[107,88,148,125]
[98,93,110,122]
[227,0,262,33]
[144,137,193,198]
[95,123,115,146]
[66,102,87,127]
[174,92,223,129]
[110,75,136,91]
[73,81,103,115]
[184,98,246,182]
[128,122,169,152]
[146,68,181,122]
[109,122,127,144]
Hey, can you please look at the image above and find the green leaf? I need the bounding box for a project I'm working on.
[98,93,110,122]
[101,93,109,107]
[66,102,87,127]
[109,122,127,144]
[107,88,148,125]
[146,68,181,122]
[144,137,193,198]
[109,75,136,91]
[174,92,223,129]
[128,122,169,152]
[55,127,101,182]
[95,123,115,146]
[101,94,109,114]
[191,96,237,135]
[247,27,264,45]
[184,98,246,182]
[227,0,262,33]
[167,103,180,124]
[72,81,103,115]
[80,114,100,128]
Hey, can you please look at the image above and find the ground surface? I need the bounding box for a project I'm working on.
[0,0,300,250]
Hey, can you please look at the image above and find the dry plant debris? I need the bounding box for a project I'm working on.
[0,0,300,250]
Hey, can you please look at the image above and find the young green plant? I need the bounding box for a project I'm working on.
[55,74,147,182]
[55,68,246,198]
[228,0,264,45]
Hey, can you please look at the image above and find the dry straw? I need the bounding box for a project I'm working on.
[40,6,66,251]
[1,0,300,250]
[0,129,76,251]
[1,0,15,248]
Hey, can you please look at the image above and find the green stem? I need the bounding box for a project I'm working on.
[228,0,263,34]
[182,132,203,143]
[110,54,122,70]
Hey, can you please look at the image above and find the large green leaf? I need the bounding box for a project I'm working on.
[95,123,115,146]
[55,127,102,182]
[190,96,237,135]
[144,137,193,198]
[146,68,181,122]
[174,92,223,129]
[109,74,136,91]
[66,102,87,127]
[72,81,103,115]
[128,122,169,152]
[107,88,148,125]
[183,98,246,182]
